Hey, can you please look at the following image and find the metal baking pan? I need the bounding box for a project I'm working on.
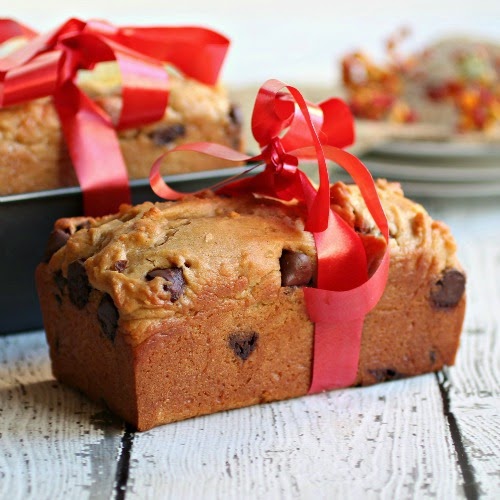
[0,166,261,334]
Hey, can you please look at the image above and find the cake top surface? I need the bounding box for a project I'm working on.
[44,180,457,345]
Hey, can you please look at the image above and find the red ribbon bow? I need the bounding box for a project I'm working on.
[0,18,229,215]
[150,79,390,393]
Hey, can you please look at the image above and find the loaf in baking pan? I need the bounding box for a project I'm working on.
[0,64,243,196]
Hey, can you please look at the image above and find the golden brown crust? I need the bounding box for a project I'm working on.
[0,73,243,196]
[36,181,466,430]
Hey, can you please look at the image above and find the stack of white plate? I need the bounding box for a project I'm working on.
[332,141,500,198]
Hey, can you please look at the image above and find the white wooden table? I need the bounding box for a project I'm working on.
[1,194,499,500]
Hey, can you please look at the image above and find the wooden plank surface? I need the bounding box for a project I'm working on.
[126,375,460,499]
[443,241,500,499]
[0,333,124,500]
[424,198,500,500]
[0,197,499,499]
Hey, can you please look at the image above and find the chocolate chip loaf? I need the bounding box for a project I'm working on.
[36,180,466,431]
[0,63,243,196]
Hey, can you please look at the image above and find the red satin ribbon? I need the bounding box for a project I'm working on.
[150,79,390,393]
[0,18,229,215]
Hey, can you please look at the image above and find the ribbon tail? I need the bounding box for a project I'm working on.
[55,82,131,216]
[324,145,389,239]
[304,250,390,393]
[315,209,368,291]
[301,148,391,394]
[308,317,365,393]
[302,207,369,394]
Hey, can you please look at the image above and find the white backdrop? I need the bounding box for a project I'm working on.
[2,0,499,86]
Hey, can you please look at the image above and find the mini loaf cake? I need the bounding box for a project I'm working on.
[36,180,466,431]
[0,64,243,196]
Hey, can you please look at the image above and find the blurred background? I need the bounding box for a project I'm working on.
[4,0,500,197]
[4,0,500,86]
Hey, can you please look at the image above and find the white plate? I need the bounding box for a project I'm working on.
[361,160,500,182]
[370,140,500,160]
[331,168,500,198]
[395,180,500,198]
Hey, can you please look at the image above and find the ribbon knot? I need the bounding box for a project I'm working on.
[0,18,230,215]
[261,137,298,176]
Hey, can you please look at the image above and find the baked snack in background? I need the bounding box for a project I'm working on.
[36,180,466,430]
[407,36,500,132]
[341,30,500,142]
[0,58,243,196]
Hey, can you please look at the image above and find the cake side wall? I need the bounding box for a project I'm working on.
[35,263,139,425]
[131,286,314,430]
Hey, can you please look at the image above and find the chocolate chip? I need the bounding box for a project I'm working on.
[429,350,437,365]
[430,268,466,308]
[67,260,91,309]
[76,220,91,231]
[146,267,185,302]
[354,224,371,235]
[43,229,70,262]
[228,331,259,361]
[97,293,119,342]
[148,124,186,146]
[368,368,405,383]
[228,104,243,150]
[54,270,67,294]
[54,335,60,354]
[229,103,243,127]
[54,294,62,305]
[280,250,313,286]
[114,260,128,272]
